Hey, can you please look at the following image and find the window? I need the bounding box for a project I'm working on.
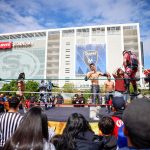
[66,42,70,45]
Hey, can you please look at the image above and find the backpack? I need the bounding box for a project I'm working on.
[129,52,138,69]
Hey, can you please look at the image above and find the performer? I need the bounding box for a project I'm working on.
[16,72,26,112]
[123,50,139,94]
[85,63,108,104]
[112,68,127,101]
[104,74,114,104]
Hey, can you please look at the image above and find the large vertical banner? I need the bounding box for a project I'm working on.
[76,44,106,75]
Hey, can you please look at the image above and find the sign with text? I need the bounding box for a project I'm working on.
[0,42,12,49]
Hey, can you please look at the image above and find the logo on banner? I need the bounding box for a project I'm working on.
[83,50,98,66]
[0,51,40,79]
[0,42,12,49]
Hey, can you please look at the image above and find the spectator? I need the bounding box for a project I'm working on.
[56,93,64,104]
[0,97,23,148]
[72,94,80,107]
[79,94,86,107]
[0,96,4,113]
[59,113,101,150]
[120,98,150,149]
[117,124,127,148]
[3,106,55,150]
[111,96,125,137]
[98,116,117,150]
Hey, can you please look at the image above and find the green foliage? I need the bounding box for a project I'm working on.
[0,80,17,96]
[24,80,39,99]
[82,89,91,102]
[63,83,78,93]
[0,80,39,99]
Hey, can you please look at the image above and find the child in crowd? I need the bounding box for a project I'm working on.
[98,116,117,150]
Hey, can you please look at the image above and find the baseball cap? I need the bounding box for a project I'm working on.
[112,96,125,110]
[123,98,150,148]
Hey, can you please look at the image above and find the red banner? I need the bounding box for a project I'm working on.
[0,42,12,49]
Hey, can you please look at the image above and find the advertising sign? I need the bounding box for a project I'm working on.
[0,42,12,49]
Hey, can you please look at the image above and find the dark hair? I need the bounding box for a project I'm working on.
[98,116,115,135]
[4,106,49,150]
[18,72,25,80]
[8,96,20,109]
[51,135,65,150]
[62,113,93,149]
[89,63,95,67]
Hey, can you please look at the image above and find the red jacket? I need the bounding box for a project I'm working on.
[112,116,124,137]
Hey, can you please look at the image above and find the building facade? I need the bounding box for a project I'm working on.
[0,23,143,87]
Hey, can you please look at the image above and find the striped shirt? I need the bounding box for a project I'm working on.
[0,112,23,146]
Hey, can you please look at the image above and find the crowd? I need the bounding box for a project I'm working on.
[0,95,150,150]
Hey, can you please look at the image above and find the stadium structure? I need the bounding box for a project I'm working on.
[0,23,143,87]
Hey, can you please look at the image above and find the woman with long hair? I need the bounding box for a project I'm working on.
[3,106,55,150]
[54,113,101,150]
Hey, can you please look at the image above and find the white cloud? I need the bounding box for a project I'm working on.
[0,0,150,68]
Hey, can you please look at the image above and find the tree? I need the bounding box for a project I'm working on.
[63,83,77,93]
[24,80,39,99]
[0,80,39,100]
[0,80,17,96]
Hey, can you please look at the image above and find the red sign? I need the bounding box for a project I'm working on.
[0,42,12,49]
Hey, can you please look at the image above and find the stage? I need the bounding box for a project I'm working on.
[44,106,112,122]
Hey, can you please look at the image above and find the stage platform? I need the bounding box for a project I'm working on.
[44,106,112,122]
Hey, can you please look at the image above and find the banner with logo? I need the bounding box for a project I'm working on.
[76,44,106,75]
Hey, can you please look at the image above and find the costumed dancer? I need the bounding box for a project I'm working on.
[123,50,139,95]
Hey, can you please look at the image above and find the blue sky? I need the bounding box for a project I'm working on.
[0,0,150,68]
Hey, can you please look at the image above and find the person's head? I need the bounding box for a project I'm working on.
[8,96,20,110]
[4,106,48,150]
[62,113,93,149]
[123,50,132,56]
[98,116,115,135]
[41,80,44,84]
[0,93,4,97]
[64,113,92,135]
[122,50,128,55]
[89,63,96,71]
[112,96,126,112]
[123,98,150,148]
[117,68,124,76]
